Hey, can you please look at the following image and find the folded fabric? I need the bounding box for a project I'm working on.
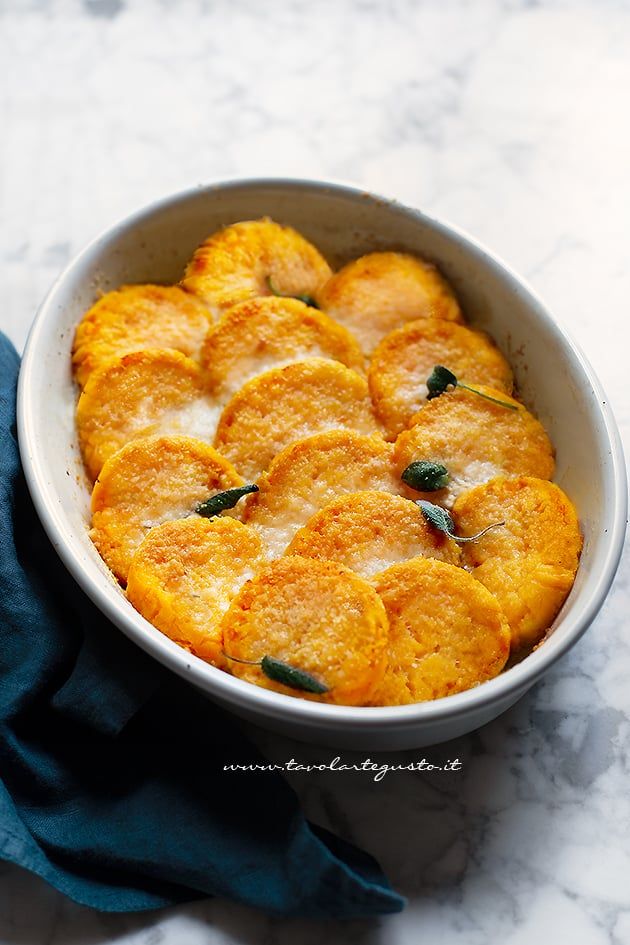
[0,333,404,918]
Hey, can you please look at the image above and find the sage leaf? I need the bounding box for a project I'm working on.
[223,652,329,694]
[402,460,450,492]
[417,499,505,544]
[260,656,329,693]
[195,484,259,518]
[417,500,456,535]
[426,365,457,399]
[426,364,518,411]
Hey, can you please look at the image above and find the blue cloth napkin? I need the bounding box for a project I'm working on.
[0,333,404,918]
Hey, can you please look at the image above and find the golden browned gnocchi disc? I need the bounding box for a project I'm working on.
[202,296,364,400]
[286,490,461,577]
[214,358,380,480]
[371,557,511,705]
[315,251,463,354]
[453,476,582,653]
[369,318,514,437]
[77,348,221,482]
[181,218,332,318]
[90,434,243,584]
[126,516,265,667]
[244,430,401,558]
[72,284,212,388]
[393,386,554,507]
[221,556,389,705]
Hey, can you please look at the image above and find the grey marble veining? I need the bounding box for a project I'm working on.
[1,1,629,942]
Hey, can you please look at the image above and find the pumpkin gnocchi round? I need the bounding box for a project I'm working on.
[393,385,555,507]
[222,556,389,705]
[369,318,514,437]
[214,357,380,479]
[453,475,582,654]
[77,348,221,481]
[71,283,212,388]
[71,216,581,706]
[371,557,511,705]
[181,218,332,318]
[315,251,463,354]
[127,516,265,667]
[285,490,461,577]
[90,434,243,584]
[202,295,364,400]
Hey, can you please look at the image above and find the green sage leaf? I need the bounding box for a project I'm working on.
[260,656,329,694]
[426,364,518,410]
[456,383,519,411]
[426,365,457,399]
[402,460,450,492]
[195,484,259,518]
[417,499,505,544]
[417,499,456,535]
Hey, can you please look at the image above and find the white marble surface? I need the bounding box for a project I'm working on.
[1,0,629,942]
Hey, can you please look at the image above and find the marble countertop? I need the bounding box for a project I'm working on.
[1,1,629,942]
